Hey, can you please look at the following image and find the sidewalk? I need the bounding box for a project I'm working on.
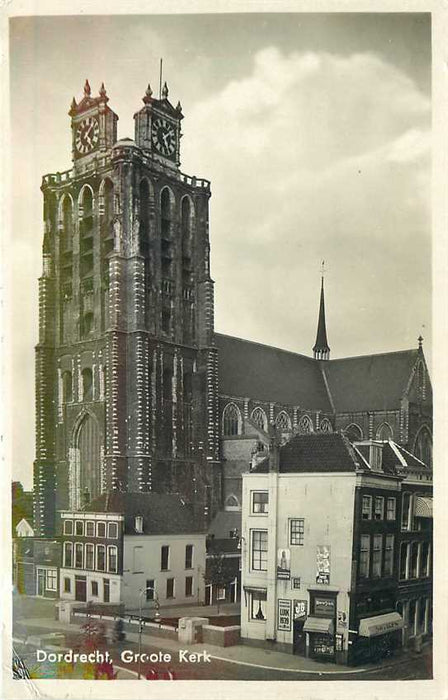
[15,614,422,676]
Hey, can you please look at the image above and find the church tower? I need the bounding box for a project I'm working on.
[34,80,220,535]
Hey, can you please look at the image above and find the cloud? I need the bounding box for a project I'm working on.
[181,47,431,357]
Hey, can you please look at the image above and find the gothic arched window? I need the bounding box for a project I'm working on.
[319,418,333,433]
[224,494,240,511]
[344,423,363,442]
[79,187,94,278]
[81,312,94,338]
[81,368,93,401]
[139,179,150,255]
[160,188,174,279]
[276,411,291,431]
[101,179,114,260]
[251,407,268,432]
[376,423,393,441]
[62,371,73,403]
[61,196,73,253]
[223,403,242,436]
[298,415,313,434]
[413,426,432,467]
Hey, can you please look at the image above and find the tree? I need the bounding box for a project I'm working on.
[204,541,236,614]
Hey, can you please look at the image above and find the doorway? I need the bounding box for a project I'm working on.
[293,618,306,655]
[75,576,87,602]
[36,569,46,597]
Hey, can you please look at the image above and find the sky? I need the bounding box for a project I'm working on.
[8,13,431,488]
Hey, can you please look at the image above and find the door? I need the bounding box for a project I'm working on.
[75,576,87,602]
[37,569,45,597]
[103,578,110,603]
[293,618,306,655]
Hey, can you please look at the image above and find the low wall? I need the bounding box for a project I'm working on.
[202,625,241,647]
[72,611,178,642]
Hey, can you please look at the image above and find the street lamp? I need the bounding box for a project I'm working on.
[137,586,160,680]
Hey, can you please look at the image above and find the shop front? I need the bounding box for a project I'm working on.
[354,611,403,664]
[303,592,337,662]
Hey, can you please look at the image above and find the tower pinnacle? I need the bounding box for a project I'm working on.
[313,262,330,360]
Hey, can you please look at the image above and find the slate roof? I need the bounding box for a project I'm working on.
[252,432,359,474]
[322,350,419,412]
[83,492,205,535]
[208,510,241,539]
[215,333,332,411]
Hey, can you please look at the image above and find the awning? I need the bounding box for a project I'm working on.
[359,612,403,637]
[303,616,334,634]
[243,586,267,598]
[414,496,433,518]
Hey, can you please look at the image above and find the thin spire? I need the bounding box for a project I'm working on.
[313,261,330,360]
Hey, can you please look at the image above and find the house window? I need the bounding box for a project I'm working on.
[399,542,408,580]
[91,581,98,597]
[135,516,143,533]
[252,492,269,514]
[97,544,106,571]
[290,519,305,546]
[374,496,384,520]
[250,591,267,621]
[85,543,94,570]
[133,546,143,573]
[362,495,372,520]
[384,535,394,576]
[108,546,118,573]
[217,587,226,600]
[185,576,193,597]
[46,570,57,591]
[75,543,83,568]
[410,542,419,578]
[372,535,383,577]
[64,542,73,567]
[251,530,268,571]
[386,498,396,520]
[401,493,411,530]
[166,578,175,598]
[64,577,71,593]
[75,521,84,536]
[104,578,110,603]
[223,403,241,436]
[146,580,155,601]
[185,545,193,569]
[97,522,106,538]
[359,535,370,578]
[421,542,430,577]
[161,545,170,571]
[64,520,73,535]
[85,521,95,537]
[108,522,118,539]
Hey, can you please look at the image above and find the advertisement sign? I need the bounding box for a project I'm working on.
[337,611,347,628]
[277,599,292,631]
[293,599,308,619]
[314,597,336,615]
[277,548,291,579]
[316,545,330,584]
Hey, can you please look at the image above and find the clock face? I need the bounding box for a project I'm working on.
[75,117,100,155]
[151,118,176,157]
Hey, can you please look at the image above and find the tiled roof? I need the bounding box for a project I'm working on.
[215,333,332,411]
[83,492,205,535]
[208,510,241,539]
[252,433,359,473]
[322,350,419,412]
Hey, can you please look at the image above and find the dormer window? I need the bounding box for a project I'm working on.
[135,515,143,533]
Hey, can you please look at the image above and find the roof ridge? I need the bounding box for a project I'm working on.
[328,348,418,363]
[215,332,315,362]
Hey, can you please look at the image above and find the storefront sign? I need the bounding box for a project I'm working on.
[316,545,330,584]
[294,599,308,619]
[314,597,336,615]
[277,599,292,631]
[277,548,291,579]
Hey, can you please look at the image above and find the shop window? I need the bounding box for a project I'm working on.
[251,530,268,571]
[399,542,408,580]
[85,544,94,570]
[386,497,396,520]
[161,545,170,571]
[362,495,372,520]
[359,535,370,578]
[384,535,394,576]
[75,521,84,536]
[166,578,175,598]
[374,496,384,520]
[250,591,267,621]
[64,577,71,593]
[64,542,73,567]
[252,491,269,514]
[64,520,73,535]
[108,546,118,573]
[185,576,193,597]
[223,403,242,436]
[75,543,83,568]
[97,545,106,571]
[46,570,57,591]
[290,519,305,546]
[185,544,193,569]
[91,581,99,597]
[97,522,106,538]
[146,580,155,600]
